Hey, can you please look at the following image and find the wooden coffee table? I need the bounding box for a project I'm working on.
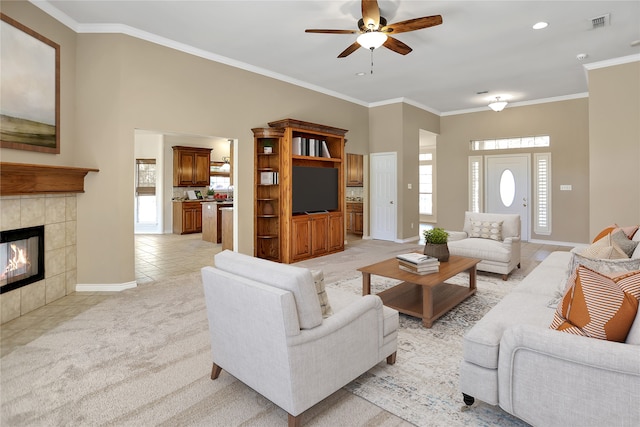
[358,255,480,327]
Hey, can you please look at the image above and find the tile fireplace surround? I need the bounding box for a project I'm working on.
[0,194,78,324]
[0,162,97,324]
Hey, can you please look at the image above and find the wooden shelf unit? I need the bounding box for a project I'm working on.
[252,119,347,263]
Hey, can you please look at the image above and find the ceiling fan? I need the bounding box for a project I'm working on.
[305,0,443,58]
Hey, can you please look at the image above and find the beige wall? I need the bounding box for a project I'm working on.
[3,1,637,288]
[588,61,640,236]
[438,98,591,243]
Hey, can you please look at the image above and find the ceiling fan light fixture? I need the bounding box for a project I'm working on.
[357,31,388,49]
[488,97,508,112]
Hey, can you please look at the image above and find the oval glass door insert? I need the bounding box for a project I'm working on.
[500,169,515,207]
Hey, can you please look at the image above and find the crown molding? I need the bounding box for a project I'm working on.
[582,54,640,71]
[441,93,589,116]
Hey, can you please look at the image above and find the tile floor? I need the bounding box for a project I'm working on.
[1,232,569,357]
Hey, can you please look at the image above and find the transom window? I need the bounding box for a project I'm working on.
[470,135,549,151]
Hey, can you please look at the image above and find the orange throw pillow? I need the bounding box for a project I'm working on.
[550,265,640,342]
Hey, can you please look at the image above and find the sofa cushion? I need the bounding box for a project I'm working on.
[447,237,511,263]
[326,288,398,338]
[469,219,503,241]
[214,250,323,329]
[611,229,640,257]
[550,266,640,342]
[462,211,520,239]
[580,233,628,259]
[311,269,333,318]
[463,291,556,369]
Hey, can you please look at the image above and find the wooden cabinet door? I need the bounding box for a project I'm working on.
[177,151,196,186]
[310,215,328,256]
[346,153,363,186]
[354,212,363,235]
[194,152,211,185]
[328,212,344,251]
[291,216,311,261]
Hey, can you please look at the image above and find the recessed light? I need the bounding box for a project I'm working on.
[355,72,366,76]
[533,22,548,30]
[576,53,588,60]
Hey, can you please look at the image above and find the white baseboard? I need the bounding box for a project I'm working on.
[527,238,582,247]
[75,281,138,292]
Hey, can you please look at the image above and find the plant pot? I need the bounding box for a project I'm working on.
[423,242,449,262]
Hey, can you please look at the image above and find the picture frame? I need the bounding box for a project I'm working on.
[0,13,60,154]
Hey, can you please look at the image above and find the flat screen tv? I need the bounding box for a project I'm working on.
[292,166,339,214]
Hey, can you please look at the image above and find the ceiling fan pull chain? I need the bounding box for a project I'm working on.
[370,47,374,74]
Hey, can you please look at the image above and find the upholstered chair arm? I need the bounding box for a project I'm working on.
[447,231,468,242]
[287,295,383,346]
[498,324,640,425]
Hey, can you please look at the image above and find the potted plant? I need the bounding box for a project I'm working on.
[423,227,450,262]
[206,188,215,199]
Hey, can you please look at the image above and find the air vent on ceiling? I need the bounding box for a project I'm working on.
[590,14,610,29]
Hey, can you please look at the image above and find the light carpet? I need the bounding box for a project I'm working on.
[1,245,534,426]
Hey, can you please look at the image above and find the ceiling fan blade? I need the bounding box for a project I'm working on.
[305,29,357,34]
[338,42,361,58]
[383,36,412,55]
[382,15,443,34]
[361,0,381,29]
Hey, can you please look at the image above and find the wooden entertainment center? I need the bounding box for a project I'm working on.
[252,119,347,263]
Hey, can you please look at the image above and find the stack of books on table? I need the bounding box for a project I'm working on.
[396,253,440,275]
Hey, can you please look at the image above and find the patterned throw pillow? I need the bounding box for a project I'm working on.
[550,265,640,342]
[311,269,333,318]
[469,219,503,241]
[611,229,639,257]
[580,233,628,260]
[592,223,639,242]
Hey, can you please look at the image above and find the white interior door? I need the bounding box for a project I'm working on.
[486,154,530,241]
[370,152,397,241]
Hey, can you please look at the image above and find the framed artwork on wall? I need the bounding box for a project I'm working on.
[0,13,60,154]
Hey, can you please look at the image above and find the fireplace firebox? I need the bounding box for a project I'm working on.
[0,225,45,294]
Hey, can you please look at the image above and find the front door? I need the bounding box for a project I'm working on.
[485,154,530,241]
[370,152,397,241]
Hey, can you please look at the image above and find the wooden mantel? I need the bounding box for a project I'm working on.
[0,162,99,196]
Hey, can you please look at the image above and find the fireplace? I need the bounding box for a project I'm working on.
[0,225,45,294]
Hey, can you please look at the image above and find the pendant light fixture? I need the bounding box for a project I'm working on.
[488,96,508,112]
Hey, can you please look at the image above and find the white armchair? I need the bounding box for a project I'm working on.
[447,211,521,280]
[201,250,399,426]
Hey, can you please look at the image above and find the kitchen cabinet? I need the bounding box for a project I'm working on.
[346,153,364,187]
[346,202,363,235]
[202,201,233,243]
[172,201,202,234]
[173,146,212,187]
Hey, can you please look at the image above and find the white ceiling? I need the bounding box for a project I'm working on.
[37,0,640,115]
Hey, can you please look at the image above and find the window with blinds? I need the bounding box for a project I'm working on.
[136,159,156,196]
[534,153,551,235]
[468,156,482,213]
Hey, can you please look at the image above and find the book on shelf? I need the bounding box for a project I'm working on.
[292,137,302,155]
[260,171,279,185]
[398,265,439,275]
[321,140,331,158]
[396,252,439,265]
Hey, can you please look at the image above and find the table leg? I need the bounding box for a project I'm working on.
[362,272,371,296]
[422,285,434,328]
[469,266,477,291]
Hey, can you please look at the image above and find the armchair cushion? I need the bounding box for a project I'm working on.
[311,269,333,318]
[469,219,503,241]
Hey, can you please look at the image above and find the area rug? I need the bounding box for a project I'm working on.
[1,268,528,426]
[327,273,528,426]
